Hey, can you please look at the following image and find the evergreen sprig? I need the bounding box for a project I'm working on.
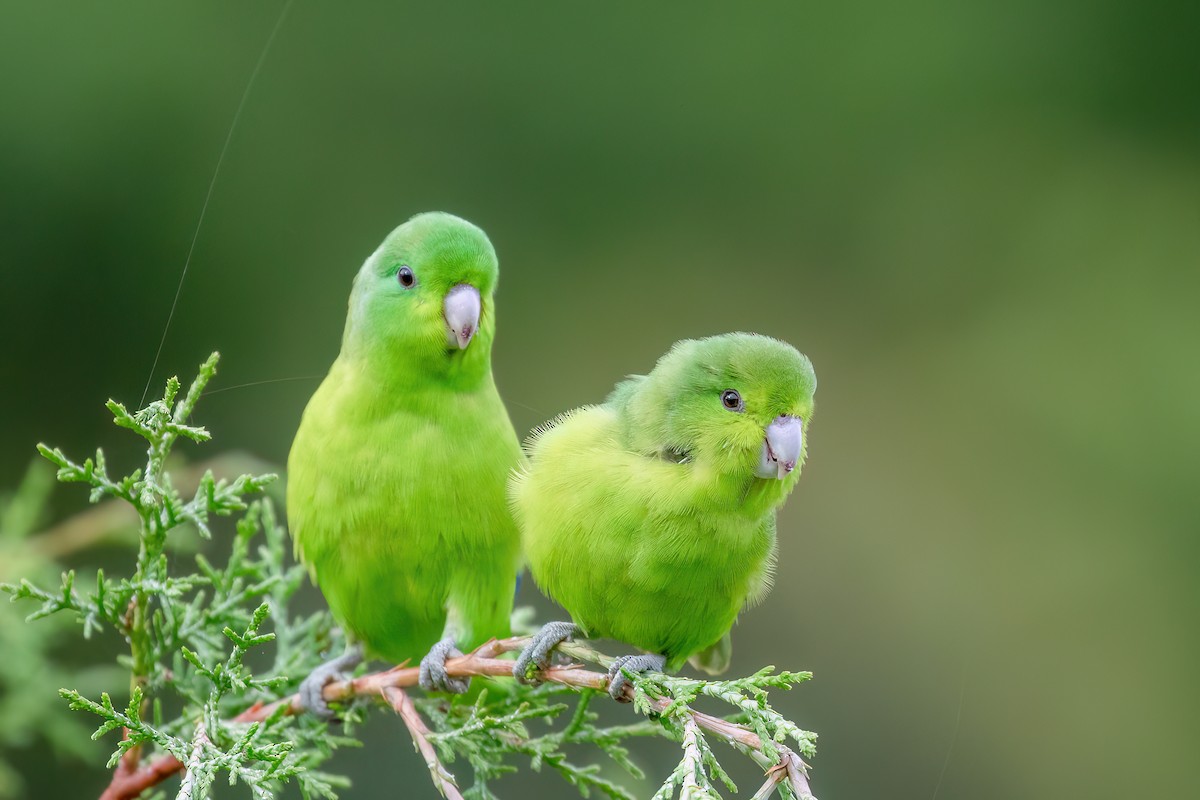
[0,461,124,798]
[556,642,818,800]
[415,684,654,800]
[3,354,350,800]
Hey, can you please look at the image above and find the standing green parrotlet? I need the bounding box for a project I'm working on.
[288,212,523,715]
[511,333,816,699]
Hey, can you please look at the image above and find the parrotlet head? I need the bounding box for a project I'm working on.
[341,211,500,375]
[614,333,816,484]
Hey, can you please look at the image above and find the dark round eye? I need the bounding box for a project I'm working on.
[397,266,416,288]
[721,389,743,411]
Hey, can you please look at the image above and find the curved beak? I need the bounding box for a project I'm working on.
[755,416,803,480]
[444,284,481,350]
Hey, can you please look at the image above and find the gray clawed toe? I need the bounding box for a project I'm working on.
[298,644,364,720]
[513,621,581,684]
[419,636,470,694]
[606,653,666,702]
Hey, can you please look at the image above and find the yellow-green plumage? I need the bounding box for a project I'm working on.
[512,334,815,672]
[288,212,522,665]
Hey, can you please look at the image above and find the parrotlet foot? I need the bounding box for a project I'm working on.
[607,653,666,702]
[299,644,364,720]
[419,636,470,694]
[513,621,581,684]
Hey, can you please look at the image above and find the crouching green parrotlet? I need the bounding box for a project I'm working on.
[288,212,523,716]
[511,333,816,699]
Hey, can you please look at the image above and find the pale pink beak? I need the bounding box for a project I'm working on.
[444,284,481,350]
[755,416,803,480]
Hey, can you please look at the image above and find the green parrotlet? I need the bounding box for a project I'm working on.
[511,333,816,699]
[288,212,522,715]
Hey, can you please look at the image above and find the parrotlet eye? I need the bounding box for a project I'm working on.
[721,389,743,411]
[397,266,416,288]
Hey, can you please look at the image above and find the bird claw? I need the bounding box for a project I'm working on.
[419,636,470,694]
[606,653,666,702]
[298,645,364,720]
[513,621,581,684]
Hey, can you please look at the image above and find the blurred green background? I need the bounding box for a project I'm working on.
[2,1,1197,798]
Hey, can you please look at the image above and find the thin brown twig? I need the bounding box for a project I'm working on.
[782,750,817,800]
[97,635,813,800]
[750,749,815,800]
[381,686,465,800]
[751,768,783,800]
